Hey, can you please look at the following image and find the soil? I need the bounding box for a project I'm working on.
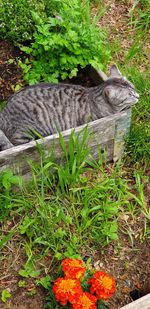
[0,218,150,309]
[0,1,150,308]
[0,40,25,101]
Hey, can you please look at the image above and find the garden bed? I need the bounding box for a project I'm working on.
[0,61,132,176]
[0,0,149,308]
[0,109,131,176]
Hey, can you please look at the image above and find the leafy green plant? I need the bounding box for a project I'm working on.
[42,0,61,14]
[18,280,26,288]
[1,289,11,303]
[36,275,51,289]
[20,0,110,84]
[19,259,40,278]
[0,0,47,43]
[0,170,21,220]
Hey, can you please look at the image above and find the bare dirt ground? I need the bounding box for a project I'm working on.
[0,40,25,101]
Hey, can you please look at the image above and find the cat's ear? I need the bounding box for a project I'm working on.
[109,64,122,77]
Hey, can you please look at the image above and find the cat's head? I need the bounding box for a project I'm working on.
[99,64,139,113]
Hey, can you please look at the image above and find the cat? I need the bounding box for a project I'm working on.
[0,64,139,151]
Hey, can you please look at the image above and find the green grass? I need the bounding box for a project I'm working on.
[0,129,149,262]
[129,0,150,33]
[0,132,149,308]
[123,67,150,167]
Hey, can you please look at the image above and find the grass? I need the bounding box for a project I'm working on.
[0,128,149,259]
[129,0,150,32]
[0,127,149,307]
[123,67,150,167]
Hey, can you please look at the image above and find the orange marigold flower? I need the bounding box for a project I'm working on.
[71,292,97,309]
[61,258,86,280]
[88,271,116,300]
[52,277,83,305]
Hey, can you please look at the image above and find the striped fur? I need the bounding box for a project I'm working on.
[0,65,139,150]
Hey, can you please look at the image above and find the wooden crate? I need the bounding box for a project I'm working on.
[0,109,131,177]
[120,293,150,309]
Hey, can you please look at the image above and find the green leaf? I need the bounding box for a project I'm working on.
[0,229,16,250]
[19,267,40,278]
[31,11,43,25]
[43,161,54,171]
[110,233,118,240]
[36,276,51,289]
[1,290,11,303]
[20,46,32,54]
[19,216,35,235]
[19,269,29,278]
[55,252,63,260]
[69,68,78,78]
[18,280,26,288]
[97,300,108,309]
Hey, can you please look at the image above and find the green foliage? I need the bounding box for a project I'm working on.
[18,280,26,288]
[129,0,150,32]
[0,170,21,220]
[0,0,47,43]
[126,124,150,166]
[125,31,145,62]
[43,0,61,14]
[125,0,150,61]
[36,275,51,289]
[19,260,40,278]
[97,301,108,309]
[0,2,149,307]
[123,67,150,166]
[1,290,11,303]
[1,128,147,262]
[20,0,110,84]
[56,129,91,193]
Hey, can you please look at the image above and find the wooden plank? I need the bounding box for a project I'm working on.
[0,111,130,176]
[120,293,150,309]
[113,109,131,161]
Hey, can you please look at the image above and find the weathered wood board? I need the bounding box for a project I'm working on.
[0,109,131,177]
[120,293,150,309]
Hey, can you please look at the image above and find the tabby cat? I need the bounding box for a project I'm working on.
[0,64,139,151]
